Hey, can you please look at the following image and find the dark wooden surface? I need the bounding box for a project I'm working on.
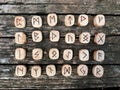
[0,0,120,89]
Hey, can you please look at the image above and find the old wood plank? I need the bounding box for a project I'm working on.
[1,78,120,89]
[0,0,119,5]
[0,65,120,79]
[2,27,120,38]
[0,52,119,64]
[0,0,96,4]
[0,4,120,14]
[0,65,119,89]
[0,15,119,27]
[0,1,119,89]
[0,15,120,37]
[0,37,119,64]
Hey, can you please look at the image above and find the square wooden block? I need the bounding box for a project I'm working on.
[31,66,41,78]
[49,48,59,60]
[32,31,42,42]
[50,30,60,42]
[15,48,26,60]
[79,49,89,61]
[32,48,43,60]
[32,16,42,28]
[78,14,88,26]
[47,13,57,26]
[65,15,75,26]
[62,64,72,77]
[94,50,105,62]
[15,32,26,44]
[79,32,90,44]
[65,33,75,44]
[92,65,104,78]
[63,49,73,61]
[15,65,27,76]
[94,33,105,45]
[46,65,56,76]
[14,16,26,28]
[94,14,105,27]
[77,64,88,76]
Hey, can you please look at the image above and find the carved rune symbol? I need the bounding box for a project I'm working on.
[48,67,54,73]
[52,50,57,58]
[80,66,86,75]
[83,34,89,42]
[50,30,60,42]
[34,51,40,58]
[49,48,59,60]
[14,16,25,28]
[98,35,104,43]
[79,49,89,61]
[96,67,101,75]
[32,31,42,42]
[68,16,73,24]
[62,65,72,77]
[64,67,71,75]
[83,51,87,59]
[34,32,39,41]
[32,48,43,60]
[46,65,56,76]
[77,64,88,76]
[92,65,104,78]
[79,32,90,44]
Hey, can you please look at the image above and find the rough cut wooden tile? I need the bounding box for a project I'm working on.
[94,50,105,62]
[32,30,42,42]
[15,65,27,77]
[15,32,26,44]
[79,49,89,61]
[15,48,26,60]
[14,16,26,28]
[63,49,73,61]
[46,65,56,76]
[50,30,60,42]
[32,16,42,28]
[64,15,75,26]
[79,32,90,44]
[47,13,57,26]
[94,14,105,27]
[65,33,75,44]
[94,33,106,45]
[77,64,88,76]
[78,14,88,26]
[62,64,72,77]
[31,65,41,78]
[92,65,104,78]
[32,48,43,60]
[49,48,59,60]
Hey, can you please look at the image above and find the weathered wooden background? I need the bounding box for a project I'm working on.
[0,0,120,89]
